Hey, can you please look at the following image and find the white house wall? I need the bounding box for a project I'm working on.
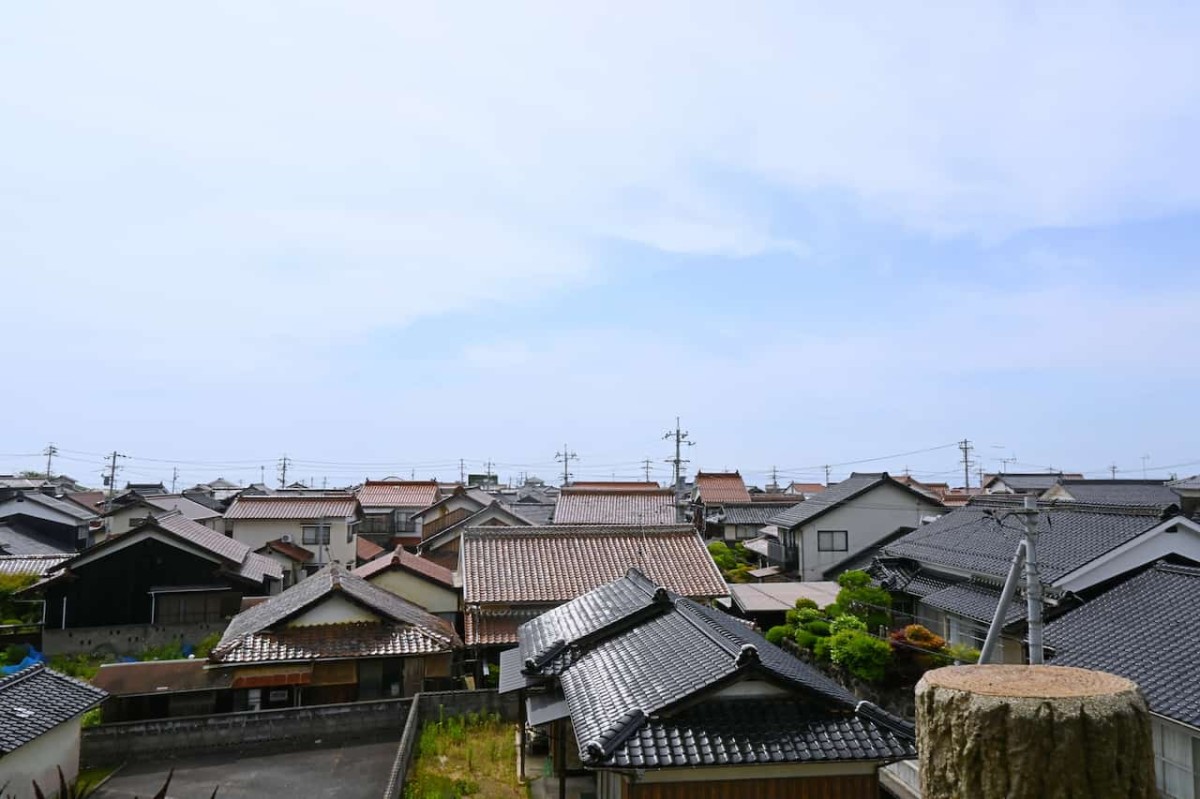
[228,518,354,566]
[287,594,379,626]
[368,570,458,615]
[1055,520,1200,593]
[0,719,82,799]
[798,483,943,581]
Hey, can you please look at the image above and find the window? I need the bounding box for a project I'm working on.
[817,530,848,552]
[155,592,239,624]
[302,524,330,545]
[1154,719,1199,799]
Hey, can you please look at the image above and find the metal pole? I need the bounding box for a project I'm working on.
[1022,495,1044,664]
[979,539,1026,664]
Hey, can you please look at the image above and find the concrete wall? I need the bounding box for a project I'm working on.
[43,621,227,656]
[0,719,82,799]
[798,483,942,581]
[80,690,518,768]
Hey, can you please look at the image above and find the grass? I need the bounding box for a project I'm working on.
[405,712,523,799]
[75,765,117,792]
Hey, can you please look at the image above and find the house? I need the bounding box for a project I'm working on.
[0,554,70,579]
[0,665,107,799]
[725,581,841,630]
[223,493,362,573]
[553,487,678,525]
[34,511,282,655]
[417,499,536,571]
[460,524,727,667]
[355,480,440,550]
[1040,478,1181,507]
[765,472,945,581]
[872,495,1200,663]
[102,491,223,533]
[1044,561,1200,799]
[499,569,915,799]
[692,471,752,504]
[351,547,458,623]
[784,481,826,498]
[207,564,461,709]
[0,489,96,553]
[254,538,316,588]
[90,659,235,722]
[411,486,499,539]
[980,472,1082,495]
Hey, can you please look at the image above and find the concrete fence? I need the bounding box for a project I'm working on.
[81,689,519,771]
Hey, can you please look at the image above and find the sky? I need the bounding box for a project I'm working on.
[2,2,1199,491]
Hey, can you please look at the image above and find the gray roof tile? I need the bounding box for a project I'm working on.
[0,665,107,754]
[1048,480,1181,508]
[768,473,941,529]
[1045,561,1200,728]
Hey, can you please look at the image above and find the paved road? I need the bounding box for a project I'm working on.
[94,738,399,798]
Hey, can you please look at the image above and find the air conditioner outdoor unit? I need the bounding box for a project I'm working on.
[280,534,292,543]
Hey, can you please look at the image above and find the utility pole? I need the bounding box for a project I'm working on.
[44,443,58,480]
[278,454,291,488]
[768,465,779,492]
[823,465,831,486]
[171,466,179,494]
[260,465,265,485]
[958,439,973,489]
[555,445,578,487]
[484,459,495,487]
[662,417,694,495]
[1021,496,1044,664]
[459,458,466,484]
[641,458,654,483]
[1141,454,1150,479]
[103,451,127,516]
[1109,463,1118,479]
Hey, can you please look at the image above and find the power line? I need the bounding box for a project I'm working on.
[278,454,291,488]
[43,443,58,479]
[663,416,694,495]
[554,445,578,487]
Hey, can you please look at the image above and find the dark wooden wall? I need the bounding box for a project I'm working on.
[628,774,879,799]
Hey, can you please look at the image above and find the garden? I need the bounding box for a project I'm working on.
[405,711,523,799]
[763,570,979,710]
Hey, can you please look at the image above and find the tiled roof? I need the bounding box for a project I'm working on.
[91,659,234,696]
[0,665,107,754]
[0,554,71,577]
[63,491,106,513]
[356,481,440,509]
[352,547,455,588]
[0,490,97,522]
[553,489,677,525]
[0,520,74,556]
[213,621,450,664]
[694,473,751,503]
[420,503,537,551]
[256,538,315,563]
[1047,480,1181,508]
[570,482,663,492]
[880,499,1167,583]
[461,525,727,604]
[507,570,914,768]
[920,580,1026,626]
[225,495,359,520]
[212,564,459,663]
[985,473,1076,492]
[1045,562,1200,727]
[612,698,915,768]
[465,607,545,647]
[768,472,942,529]
[1170,475,1200,491]
[717,503,781,526]
[154,512,282,584]
[356,536,385,561]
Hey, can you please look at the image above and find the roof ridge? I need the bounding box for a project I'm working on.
[0,662,45,691]
[1154,560,1200,577]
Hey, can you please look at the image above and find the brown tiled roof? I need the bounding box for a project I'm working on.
[695,472,751,503]
[213,564,460,664]
[461,525,727,604]
[213,621,450,664]
[464,607,545,647]
[92,659,234,696]
[356,536,385,561]
[352,547,455,588]
[153,512,282,584]
[63,491,106,513]
[553,488,677,525]
[569,482,663,492]
[256,538,315,563]
[786,483,825,494]
[225,495,359,520]
[356,481,439,509]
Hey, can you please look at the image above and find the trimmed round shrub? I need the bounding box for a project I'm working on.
[793,597,819,611]
[831,614,867,635]
[795,629,819,650]
[765,625,796,646]
[802,619,832,637]
[830,630,893,682]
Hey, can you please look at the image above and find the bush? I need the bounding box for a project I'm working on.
[794,597,819,611]
[765,625,796,646]
[813,636,834,662]
[827,569,893,631]
[900,624,946,651]
[944,642,980,664]
[81,707,102,728]
[3,643,28,665]
[140,641,185,661]
[802,619,831,637]
[194,632,221,658]
[794,629,818,650]
[829,630,892,682]
[707,541,737,572]
[830,614,867,635]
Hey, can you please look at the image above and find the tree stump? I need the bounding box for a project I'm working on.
[916,665,1157,799]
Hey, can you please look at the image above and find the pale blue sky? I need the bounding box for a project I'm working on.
[2,3,1198,490]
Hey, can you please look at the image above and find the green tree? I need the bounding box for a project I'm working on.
[826,569,892,631]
